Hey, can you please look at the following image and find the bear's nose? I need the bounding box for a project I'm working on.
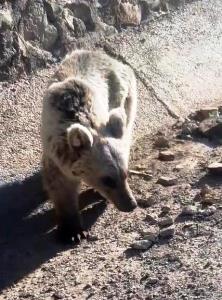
[118,197,137,212]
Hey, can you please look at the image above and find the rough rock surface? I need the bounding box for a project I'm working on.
[0,0,187,81]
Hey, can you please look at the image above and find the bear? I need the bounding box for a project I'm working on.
[41,49,138,243]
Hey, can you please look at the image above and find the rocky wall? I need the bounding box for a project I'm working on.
[0,0,184,81]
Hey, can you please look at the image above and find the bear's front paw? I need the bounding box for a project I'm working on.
[57,216,88,244]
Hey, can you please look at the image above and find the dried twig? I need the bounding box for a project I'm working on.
[129,169,153,180]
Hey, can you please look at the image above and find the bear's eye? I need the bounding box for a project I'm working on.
[101,176,117,189]
[60,93,76,112]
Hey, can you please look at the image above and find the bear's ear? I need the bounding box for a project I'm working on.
[107,108,127,138]
[67,124,93,150]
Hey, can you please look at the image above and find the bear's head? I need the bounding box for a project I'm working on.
[67,122,137,212]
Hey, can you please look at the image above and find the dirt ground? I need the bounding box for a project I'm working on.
[1,80,222,299]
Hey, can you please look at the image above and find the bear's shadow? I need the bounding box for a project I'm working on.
[0,171,106,291]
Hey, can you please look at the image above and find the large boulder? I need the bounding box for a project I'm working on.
[19,0,58,51]
[65,0,98,31]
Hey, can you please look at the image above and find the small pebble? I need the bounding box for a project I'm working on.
[142,232,157,242]
[201,195,217,205]
[53,292,64,299]
[131,240,153,250]
[159,226,175,239]
[200,184,211,197]
[146,277,158,285]
[154,136,170,149]
[158,216,174,227]
[145,214,157,224]
[174,164,183,171]
[157,176,178,186]
[159,150,175,161]
[83,284,92,290]
[199,185,218,205]
[161,206,171,214]
[129,170,153,180]
[181,205,197,216]
[200,206,217,216]
[138,195,155,208]
[88,234,99,242]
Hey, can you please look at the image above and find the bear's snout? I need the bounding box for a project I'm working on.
[117,196,137,212]
[113,183,137,212]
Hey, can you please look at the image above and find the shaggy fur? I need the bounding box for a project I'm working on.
[41,50,137,242]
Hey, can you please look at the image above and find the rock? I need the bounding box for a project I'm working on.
[182,222,199,238]
[158,216,174,227]
[208,162,222,175]
[0,30,16,81]
[180,119,199,136]
[20,0,58,51]
[145,214,157,225]
[21,0,45,41]
[0,28,53,81]
[17,34,28,57]
[200,205,217,217]
[141,231,157,242]
[42,23,58,51]
[201,196,217,205]
[88,234,99,242]
[181,205,197,216]
[145,277,158,286]
[200,184,211,197]
[95,21,117,35]
[0,0,56,81]
[72,16,87,37]
[138,199,152,208]
[53,291,64,299]
[198,118,222,143]
[157,176,178,186]
[24,39,55,71]
[129,169,153,180]
[159,150,175,161]
[173,117,185,129]
[153,135,170,149]
[199,185,218,205]
[143,234,157,242]
[83,283,92,290]
[113,0,142,27]
[138,194,155,208]
[161,206,171,214]
[131,239,153,250]
[207,206,217,214]
[159,226,175,239]
[0,9,13,30]
[44,0,63,22]
[192,107,218,121]
[140,0,169,12]
[174,164,183,171]
[63,8,75,31]
[139,0,169,21]
[65,1,98,31]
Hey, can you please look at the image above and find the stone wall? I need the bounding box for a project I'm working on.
[0,0,183,81]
